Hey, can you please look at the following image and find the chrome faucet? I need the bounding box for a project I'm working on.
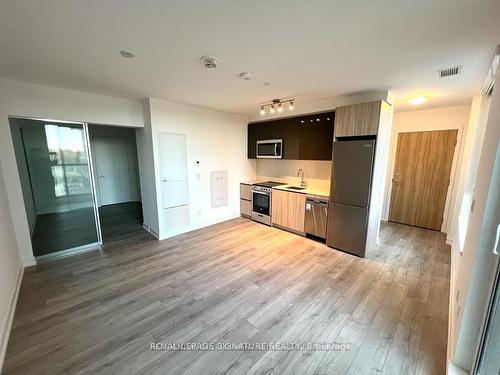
[297,169,306,187]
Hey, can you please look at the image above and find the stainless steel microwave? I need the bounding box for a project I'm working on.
[256,139,283,159]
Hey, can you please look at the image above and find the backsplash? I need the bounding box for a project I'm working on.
[255,159,331,190]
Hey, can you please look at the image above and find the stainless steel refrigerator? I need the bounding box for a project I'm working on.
[326,138,376,257]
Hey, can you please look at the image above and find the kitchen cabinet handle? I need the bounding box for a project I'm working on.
[493,223,500,256]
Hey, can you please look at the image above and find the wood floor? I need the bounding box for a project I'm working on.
[99,201,144,243]
[3,218,450,375]
[31,207,98,256]
[31,201,143,256]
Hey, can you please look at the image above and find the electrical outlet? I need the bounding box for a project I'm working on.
[198,209,202,216]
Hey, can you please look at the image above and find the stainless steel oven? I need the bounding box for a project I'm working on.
[251,185,272,225]
[257,139,283,159]
[251,181,287,226]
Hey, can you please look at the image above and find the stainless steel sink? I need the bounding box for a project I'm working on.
[286,186,306,190]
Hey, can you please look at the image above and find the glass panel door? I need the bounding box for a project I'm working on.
[16,120,100,256]
[475,261,500,374]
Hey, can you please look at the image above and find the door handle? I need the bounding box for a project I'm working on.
[98,175,105,178]
[493,223,500,256]
[274,143,278,156]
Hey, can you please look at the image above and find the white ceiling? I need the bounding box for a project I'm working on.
[0,0,499,115]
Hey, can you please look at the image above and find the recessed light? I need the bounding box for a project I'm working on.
[120,50,135,58]
[263,82,271,86]
[409,96,427,105]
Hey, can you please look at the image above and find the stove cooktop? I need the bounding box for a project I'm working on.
[253,181,287,188]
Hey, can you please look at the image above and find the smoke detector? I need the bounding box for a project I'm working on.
[239,72,252,80]
[200,55,220,70]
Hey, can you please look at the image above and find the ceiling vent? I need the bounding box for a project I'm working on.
[438,66,462,79]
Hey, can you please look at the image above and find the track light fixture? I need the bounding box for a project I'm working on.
[258,98,295,115]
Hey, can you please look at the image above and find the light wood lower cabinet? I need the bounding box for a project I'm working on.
[271,190,306,233]
[240,183,252,217]
[240,199,252,217]
[240,183,252,201]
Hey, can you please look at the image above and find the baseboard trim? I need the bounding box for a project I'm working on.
[159,214,241,241]
[447,360,469,375]
[0,266,24,372]
[271,223,306,237]
[35,242,100,262]
[142,224,160,240]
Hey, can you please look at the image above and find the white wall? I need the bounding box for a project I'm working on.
[448,74,499,371]
[88,125,141,206]
[136,100,160,238]
[382,105,471,233]
[148,98,256,239]
[0,77,144,266]
[0,161,23,371]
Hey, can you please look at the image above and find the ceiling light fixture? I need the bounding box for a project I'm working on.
[408,96,427,105]
[120,50,135,58]
[258,98,295,115]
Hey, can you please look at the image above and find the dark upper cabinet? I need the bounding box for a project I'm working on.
[248,112,334,160]
[247,120,285,158]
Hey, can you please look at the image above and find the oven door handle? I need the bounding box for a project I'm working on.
[252,190,271,196]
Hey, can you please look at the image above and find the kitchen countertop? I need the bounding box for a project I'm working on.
[241,180,330,198]
[272,185,330,198]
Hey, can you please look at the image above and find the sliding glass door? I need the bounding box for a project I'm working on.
[10,118,101,256]
[474,259,500,374]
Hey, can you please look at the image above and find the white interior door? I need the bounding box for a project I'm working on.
[93,137,132,206]
[158,133,189,232]
[158,133,189,208]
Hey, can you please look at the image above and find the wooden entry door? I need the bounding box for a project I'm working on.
[389,129,458,231]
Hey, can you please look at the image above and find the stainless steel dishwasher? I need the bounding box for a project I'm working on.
[304,197,328,239]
